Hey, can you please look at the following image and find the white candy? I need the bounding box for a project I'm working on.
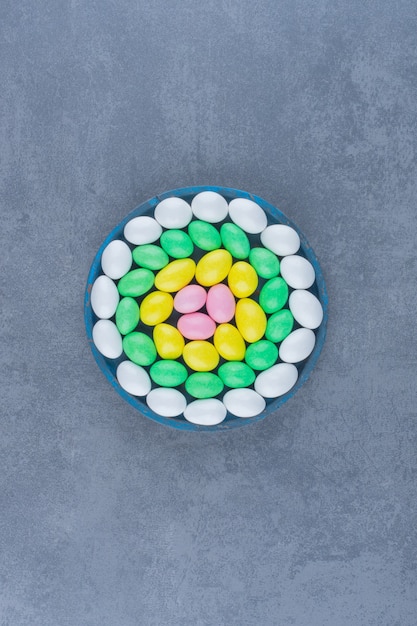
[154,197,192,229]
[280,255,315,289]
[289,290,323,330]
[228,198,268,234]
[184,399,227,426]
[116,361,151,396]
[279,328,316,363]
[92,319,123,359]
[260,224,300,256]
[254,363,298,398]
[223,389,266,418]
[146,388,187,417]
[91,275,119,319]
[191,191,229,223]
[124,216,162,245]
[101,240,132,280]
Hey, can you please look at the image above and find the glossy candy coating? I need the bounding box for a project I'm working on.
[153,324,184,359]
[235,298,266,343]
[155,259,196,292]
[214,324,246,361]
[183,340,220,371]
[195,249,233,286]
[140,291,174,326]
[228,262,258,298]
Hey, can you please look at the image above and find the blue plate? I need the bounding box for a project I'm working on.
[84,186,328,431]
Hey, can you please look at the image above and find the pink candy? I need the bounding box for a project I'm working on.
[177,313,216,340]
[206,284,236,323]
[174,285,207,313]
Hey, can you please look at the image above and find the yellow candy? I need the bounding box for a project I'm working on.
[235,298,267,343]
[213,324,246,361]
[195,250,233,287]
[153,323,185,359]
[140,291,173,326]
[183,340,219,371]
[228,261,258,298]
[155,259,196,292]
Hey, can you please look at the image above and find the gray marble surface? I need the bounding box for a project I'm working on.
[1,1,416,624]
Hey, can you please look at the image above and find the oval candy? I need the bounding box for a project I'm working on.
[92,320,123,359]
[223,389,266,418]
[91,275,119,319]
[117,268,155,297]
[154,197,192,229]
[279,328,316,363]
[214,324,246,361]
[254,363,299,398]
[218,362,255,388]
[115,297,140,335]
[228,198,268,234]
[116,361,151,396]
[140,291,173,326]
[259,277,289,313]
[122,332,157,366]
[206,284,235,323]
[228,262,258,298]
[191,191,229,223]
[146,388,187,417]
[124,216,162,245]
[183,340,220,372]
[280,255,316,289]
[220,223,250,259]
[289,290,323,329]
[235,298,267,343]
[184,399,227,426]
[174,285,207,313]
[153,324,185,359]
[149,360,188,387]
[188,220,222,251]
[260,224,300,256]
[195,249,233,287]
[155,258,196,292]
[132,244,169,270]
[265,309,294,343]
[101,240,132,280]
[245,340,278,371]
[177,313,216,340]
[248,247,280,279]
[185,372,224,398]
[160,229,194,259]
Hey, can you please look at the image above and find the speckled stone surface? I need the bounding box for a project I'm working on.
[1,1,416,625]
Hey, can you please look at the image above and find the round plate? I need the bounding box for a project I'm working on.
[84,186,328,431]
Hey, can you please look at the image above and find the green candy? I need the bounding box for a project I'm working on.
[185,372,224,399]
[122,332,157,366]
[265,309,294,343]
[245,340,278,371]
[149,360,188,387]
[132,244,169,270]
[218,361,255,388]
[249,248,280,279]
[160,230,194,259]
[115,297,140,335]
[117,268,154,297]
[259,277,289,313]
[188,220,221,251]
[220,223,250,259]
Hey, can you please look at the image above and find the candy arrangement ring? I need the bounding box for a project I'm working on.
[84,186,328,431]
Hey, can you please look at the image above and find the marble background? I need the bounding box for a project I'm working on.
[1,1,416,624]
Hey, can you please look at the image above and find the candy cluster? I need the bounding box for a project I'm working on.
[89,191,323,426]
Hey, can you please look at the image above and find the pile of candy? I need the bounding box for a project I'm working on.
[89,191,324,426]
